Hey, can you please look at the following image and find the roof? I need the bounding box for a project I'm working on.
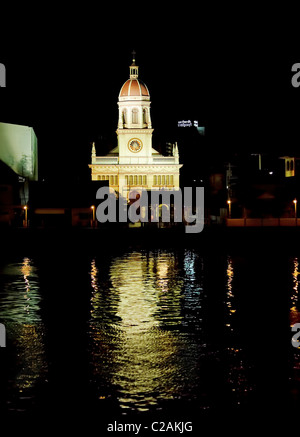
[119,79,150,98]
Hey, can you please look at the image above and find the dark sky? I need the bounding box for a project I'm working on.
[1,7,299,182]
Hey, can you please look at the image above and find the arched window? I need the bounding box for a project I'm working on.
[143,108,147,125]
[132,108,138,124]
[122,110,127,125]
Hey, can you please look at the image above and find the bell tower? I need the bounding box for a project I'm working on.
[117,52,153,164]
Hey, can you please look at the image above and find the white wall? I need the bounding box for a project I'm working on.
[0,122,38,180]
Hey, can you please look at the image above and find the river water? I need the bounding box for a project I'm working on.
[0,238,298,429]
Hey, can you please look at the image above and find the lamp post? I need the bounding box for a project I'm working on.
[23,205,28,227]
[227,199,232,219]
[91,205,95,227]
[293,198,297,225]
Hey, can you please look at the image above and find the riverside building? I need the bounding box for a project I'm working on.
[89,54,182,199]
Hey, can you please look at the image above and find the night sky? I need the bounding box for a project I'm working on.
[1,8,299,183]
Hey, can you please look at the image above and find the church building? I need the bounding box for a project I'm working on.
[89,54,182,199]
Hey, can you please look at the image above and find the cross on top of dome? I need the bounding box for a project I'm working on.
[131,50,136,65]
[130,50,139,79]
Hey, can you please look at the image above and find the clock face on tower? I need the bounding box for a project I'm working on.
[128,138,143,153]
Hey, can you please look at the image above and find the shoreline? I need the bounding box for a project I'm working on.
[1,225,299,255]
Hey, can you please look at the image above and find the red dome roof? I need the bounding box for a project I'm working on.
[119,79,150,98]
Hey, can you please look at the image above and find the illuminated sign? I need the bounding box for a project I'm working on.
[178,120,205,135]
[178,120,202,128]
[178,120,196,127]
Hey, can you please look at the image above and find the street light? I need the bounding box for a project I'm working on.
[293,199,297,221]
[23,205,28,227]
[91,205,95,220]
[227,199,232,218]
[91,205,95,227]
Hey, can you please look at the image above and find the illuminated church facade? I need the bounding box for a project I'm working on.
[89,55,182,199]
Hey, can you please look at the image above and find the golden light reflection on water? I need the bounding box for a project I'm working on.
[224,256,251,404]
[0,258,48,398]
[90,259,98,293]
[290,257,300,326]
[225,256,236,332]
[13,324,48,394]
[111,253,160,332]
[21,257,31,294]
[89,251,200,412]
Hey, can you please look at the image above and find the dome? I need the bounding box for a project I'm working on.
[119,78,150,99]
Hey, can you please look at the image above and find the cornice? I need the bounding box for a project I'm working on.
[89,164,182,172]
[116,128,154,135]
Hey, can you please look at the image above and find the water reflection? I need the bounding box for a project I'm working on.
[290,256,300,407]
[182,250,204,331]
[11,324,47,394]
[111,252,161,332]
[290,257,300,326]
[0,257,42,323]
[0,249,274,417]
[224,256,251,406]
[88,250,203,412]
[0,257,47,407]
[225,256,236,333]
